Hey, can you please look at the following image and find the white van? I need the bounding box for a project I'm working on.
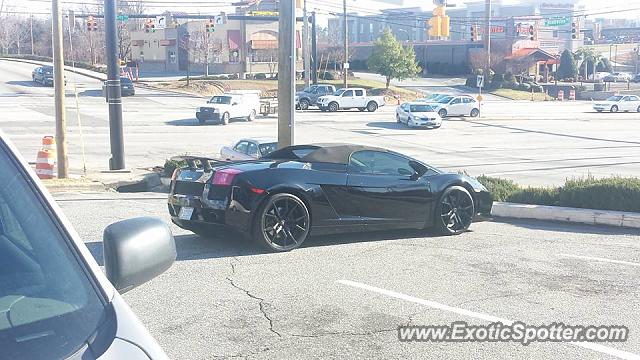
[196,90,261,125]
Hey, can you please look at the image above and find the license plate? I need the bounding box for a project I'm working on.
[178,207,194,220]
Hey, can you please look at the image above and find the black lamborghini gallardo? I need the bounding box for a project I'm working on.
[168,144,492,252]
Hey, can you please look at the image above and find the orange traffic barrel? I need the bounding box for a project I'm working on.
[35,149,56,179]
[42,136,56,151]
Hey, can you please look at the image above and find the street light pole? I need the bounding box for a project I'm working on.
[104,0,125,170]
[277,0,295,148]
[483,0,492,77]
[342,0,348,88]
[303,0,310,87]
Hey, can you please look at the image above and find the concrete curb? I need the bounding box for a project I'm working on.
[491,202,640,229]
[0,57,107,81]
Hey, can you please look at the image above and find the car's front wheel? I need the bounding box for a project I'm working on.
[247,110,256,121]
[434,186,474,235]
[367,101,378,112]
[470,108,480,117]
[299,99,310,110]
[438,109,448,118]
[329,102,339,112]
[253,193,310,252]
[221,112,230,124]
[611,105,618,113]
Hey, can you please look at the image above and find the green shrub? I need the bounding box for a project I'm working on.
[507,187,559,206]
[319,71,337,80]
[559,176,640,212]
[163,158,186,177]
[476,176,519,202]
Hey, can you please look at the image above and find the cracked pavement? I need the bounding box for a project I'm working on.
[54,191,640,359]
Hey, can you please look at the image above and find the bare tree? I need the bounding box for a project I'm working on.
[187,30,221,76]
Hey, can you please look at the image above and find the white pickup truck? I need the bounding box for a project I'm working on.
[316,88,385,112]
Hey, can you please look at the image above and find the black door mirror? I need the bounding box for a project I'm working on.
[103,217,176,293]
[408,160,428,180]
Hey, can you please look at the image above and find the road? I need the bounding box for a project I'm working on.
[1,59,640,186]
[56,191,640,359]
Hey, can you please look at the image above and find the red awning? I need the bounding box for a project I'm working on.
[228,30,241,50]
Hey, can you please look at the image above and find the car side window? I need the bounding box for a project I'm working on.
[234,141,249,154]
[451,98,462,104]
[463,97,474,103]
[342,90,353,97]
[354,90,364,96]
[631,96,640,101]
[349,151,414,176]
[622,96,630,101]
[247,142,259,157]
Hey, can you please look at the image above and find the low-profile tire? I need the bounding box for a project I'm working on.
[438,109,447,118]
[253,193,310,252]
[328,102,339,112]
[299,99,310,110]
[434,186,474,235]
[221,112,230,125]
[470,108,480,117]
[358,107,366,112]
[367,101,378,112]
[611,105,618,113]
[247,110,256,121]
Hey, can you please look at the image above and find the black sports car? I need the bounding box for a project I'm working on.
[168,144,492,252]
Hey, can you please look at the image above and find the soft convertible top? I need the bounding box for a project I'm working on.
[262,143,390,165]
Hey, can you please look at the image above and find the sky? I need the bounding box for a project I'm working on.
[5,0,640,20]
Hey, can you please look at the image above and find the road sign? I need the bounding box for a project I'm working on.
[344,62,350,69]
[116,15,129,21]
[544,17,569,26]
[214,13,227,25]
[476,94,483,102]
[155,16,167,29]
[477,75,484,88]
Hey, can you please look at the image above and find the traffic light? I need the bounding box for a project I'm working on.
[205,18,215,32]
[529,24,535,41]
[571,22,578,39]
[470,24,477,41]
[86,16,97,31]
[144,19,156,33]
[428,16,442,37]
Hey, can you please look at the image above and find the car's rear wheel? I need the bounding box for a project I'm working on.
[438,109,447,118]
[299,99,310,110]
[434,186,474,235]
[611,105,618,113]
[367,101,378,112]
[636,106,640,112]
[329,102,339,112]
[254,193,310,252]
[222,112,230,124]
[470,108,480,117]
[247,110,256,121]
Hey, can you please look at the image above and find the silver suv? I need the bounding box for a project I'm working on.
[0,132,174,359]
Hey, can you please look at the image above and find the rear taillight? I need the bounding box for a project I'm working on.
[211,168,242,186]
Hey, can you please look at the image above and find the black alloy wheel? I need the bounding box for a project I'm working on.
[255,193,310,252]
[435,186,474,235]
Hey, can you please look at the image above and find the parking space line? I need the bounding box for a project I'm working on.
[337,280,640,360]
[558,254,640,267]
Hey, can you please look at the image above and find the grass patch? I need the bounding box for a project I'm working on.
[491,88,549,101]
[477,175,640,213]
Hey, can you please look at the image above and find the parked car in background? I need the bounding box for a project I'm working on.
[32,65,66,86]
[632,74,640,83]
[316,88,385,112]
[102,77,136,97]
[196,91,261,125]
[603,72,632,82]
[168,144,492,252]
[429,95,480,118]
[416,93,450,103]
[395,102,442,129]
[0,131,175,359]
[220,138,278,161]
[295,84,336,110]
[593,95,640,113]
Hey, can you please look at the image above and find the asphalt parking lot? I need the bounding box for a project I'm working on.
[57,192,640,359]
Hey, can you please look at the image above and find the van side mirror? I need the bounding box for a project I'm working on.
[103,217,176,293]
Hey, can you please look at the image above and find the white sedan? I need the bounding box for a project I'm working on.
[429,95,480,118]
[396,102,442,128]
[593,95,640,113]
[220,137,277,161]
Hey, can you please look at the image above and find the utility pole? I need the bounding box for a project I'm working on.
[277,0,295,149]
[104,0,125,170]
[51,0,68,178]
[311,11,318,85]
[342,0,348,88]
[302,0,310,87]
[483,0,491,77]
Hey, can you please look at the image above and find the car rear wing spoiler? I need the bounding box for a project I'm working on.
[170,155,230,172]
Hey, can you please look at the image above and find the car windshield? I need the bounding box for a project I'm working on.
[410,104,434,112]
[606,96,623,102]
[120,77,132,84]
[0,143,106,359]
[333,89,345,96]
[208,96,232,104]
[438,96,454,103]
[303,86,316,92]
[259,142,278,156]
